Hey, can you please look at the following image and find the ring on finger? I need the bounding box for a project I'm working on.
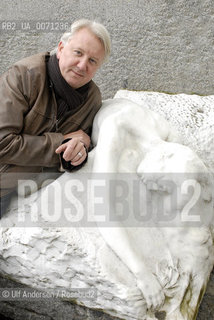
[78,151,83,157]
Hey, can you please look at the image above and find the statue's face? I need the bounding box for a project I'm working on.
[57,27,105,89]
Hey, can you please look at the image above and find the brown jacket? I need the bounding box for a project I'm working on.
[0,53,102,196]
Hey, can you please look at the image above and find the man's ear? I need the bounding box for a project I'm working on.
[56,41,64,59]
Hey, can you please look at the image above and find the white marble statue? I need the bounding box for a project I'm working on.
[91,98,214,319]
[0,95,214,320]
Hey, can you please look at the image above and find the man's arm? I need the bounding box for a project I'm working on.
[0,63,93,168]
[0,65,64,167]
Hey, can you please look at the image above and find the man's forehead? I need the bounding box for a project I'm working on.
[66,28,105,59]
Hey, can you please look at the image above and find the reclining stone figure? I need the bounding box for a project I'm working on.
[0,97,213,320]
[91,98,214,319]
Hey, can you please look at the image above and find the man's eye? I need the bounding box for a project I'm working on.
[74,50,82,55]
[90,58,97,65]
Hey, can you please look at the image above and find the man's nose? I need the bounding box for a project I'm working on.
[77,57,87,71]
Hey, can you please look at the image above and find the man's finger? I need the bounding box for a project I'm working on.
[55,144,67,154]
[71,154,87,166]
[55,140,75,154]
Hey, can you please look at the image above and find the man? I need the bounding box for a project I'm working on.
[0,19,111,217]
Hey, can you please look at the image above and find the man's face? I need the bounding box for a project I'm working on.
[57,28,105,88]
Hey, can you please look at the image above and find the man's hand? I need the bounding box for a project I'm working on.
[55,130,90,166]
[63,129,90,150]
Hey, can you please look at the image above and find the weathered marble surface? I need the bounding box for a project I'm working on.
[0,93,214,320]
[115,90,214,174]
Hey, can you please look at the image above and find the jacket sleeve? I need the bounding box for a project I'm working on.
[0,64,64,167]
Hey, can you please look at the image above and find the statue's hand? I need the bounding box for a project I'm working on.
[137,271,165,310]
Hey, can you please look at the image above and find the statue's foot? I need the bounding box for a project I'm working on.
[137,272,165,310]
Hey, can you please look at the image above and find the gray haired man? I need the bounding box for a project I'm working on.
[0,19,111,217]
